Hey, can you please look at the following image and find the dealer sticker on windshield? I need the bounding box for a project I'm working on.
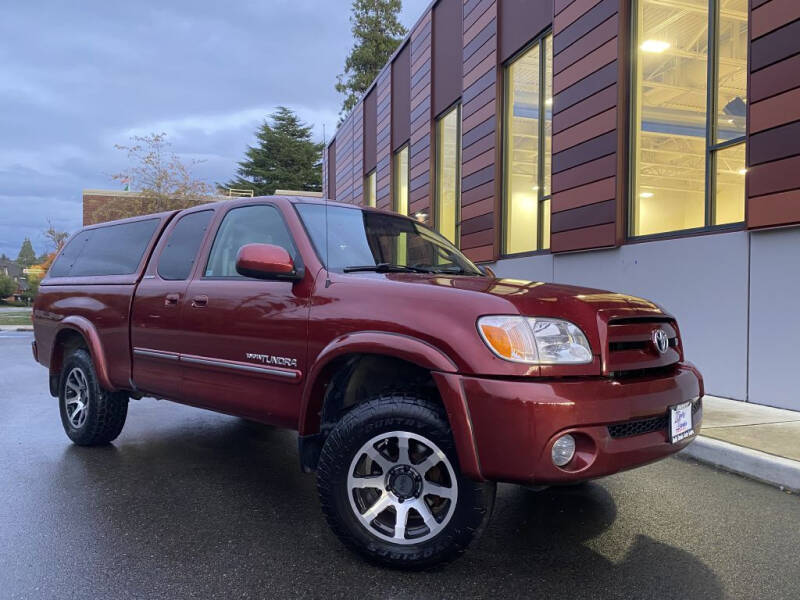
[669,401,695,444]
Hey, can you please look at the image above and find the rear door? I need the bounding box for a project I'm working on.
[178,202,312,426]
[131,208,215,399]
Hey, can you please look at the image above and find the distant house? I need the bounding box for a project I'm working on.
[0,257,29,303]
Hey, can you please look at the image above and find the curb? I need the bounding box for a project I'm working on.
[0,326,33,332]
[680,436,800,494]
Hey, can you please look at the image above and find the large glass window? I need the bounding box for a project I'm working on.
[364,171,376,207]
[632,0,747,236]
[436,104,461,245]
[393,146,409,215]
[393,146,409,261]
[503,34,553,254]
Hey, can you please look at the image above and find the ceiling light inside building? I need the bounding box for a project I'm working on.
[640,192,654,198]
[641,40,670,53]
[738,169,747,175]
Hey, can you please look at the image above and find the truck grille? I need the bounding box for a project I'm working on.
[607,398,702,439]
[604,316,681,376]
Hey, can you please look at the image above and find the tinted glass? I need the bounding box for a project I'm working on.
[296,203,481,275]
[49,219,159,277]
[204,205,296,277]
[157,211,213,280]
[48,231,92,277]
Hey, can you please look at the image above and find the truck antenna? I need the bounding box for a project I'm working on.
[323,123,331,287]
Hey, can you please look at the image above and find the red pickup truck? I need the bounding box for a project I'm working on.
[33,196,702,568]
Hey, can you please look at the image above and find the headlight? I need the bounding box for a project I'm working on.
[477,316,592,364]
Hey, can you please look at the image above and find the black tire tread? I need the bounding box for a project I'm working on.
[317,393,495,569]
[59,348,128,446]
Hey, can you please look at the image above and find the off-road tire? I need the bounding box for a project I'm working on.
[317,394,495,569]
[58,348,128,446]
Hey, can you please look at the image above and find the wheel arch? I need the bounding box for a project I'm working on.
[297,332,482,480]
[49,317,115,394]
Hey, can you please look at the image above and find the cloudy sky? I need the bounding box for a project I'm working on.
[0,0,429,258]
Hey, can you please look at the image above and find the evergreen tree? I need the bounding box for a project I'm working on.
[336,0,406,117]
[16,238,36,268]
[225,107,323,196]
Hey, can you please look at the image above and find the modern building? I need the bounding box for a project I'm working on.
[323,0,800,411]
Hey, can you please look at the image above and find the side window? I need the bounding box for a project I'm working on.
[204,205,296,278]
[157,210,213,280]
[50,219,159,277]
[48,231,92,277]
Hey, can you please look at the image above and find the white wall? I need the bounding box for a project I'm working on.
[491,231,751,401]
[748,227,800,411]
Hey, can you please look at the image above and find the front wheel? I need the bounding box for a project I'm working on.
[317,394,495,569]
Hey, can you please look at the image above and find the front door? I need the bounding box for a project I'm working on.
[131,209,215,399]
[178,203,311,427]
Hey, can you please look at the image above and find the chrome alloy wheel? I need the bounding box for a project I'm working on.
[347,431,458,545]
[64,367,89,429]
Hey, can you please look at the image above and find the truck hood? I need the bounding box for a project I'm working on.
[386,273,667,320]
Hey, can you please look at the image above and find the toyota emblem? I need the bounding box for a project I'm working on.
[652,329,669,354]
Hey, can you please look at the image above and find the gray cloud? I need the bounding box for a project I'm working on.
[0,0,429,257]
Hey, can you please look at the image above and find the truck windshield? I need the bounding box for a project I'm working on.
[295,203,483,276]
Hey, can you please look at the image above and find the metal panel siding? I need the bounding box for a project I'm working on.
[459,0,499,263]
[325,140,335,199]
[747,0,800,229]
[409,11,433,221]
[498,0,553,63]
[375,68,393,210]
[432,0,463,115]
[550,0,625,253]
[364,89,377,175]
[392,43,412,151]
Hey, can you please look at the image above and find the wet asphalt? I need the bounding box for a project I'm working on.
[1,331,798,599]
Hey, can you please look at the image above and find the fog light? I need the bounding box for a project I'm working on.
[551,434,576,467]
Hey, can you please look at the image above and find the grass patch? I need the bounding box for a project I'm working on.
[0,312,32,326]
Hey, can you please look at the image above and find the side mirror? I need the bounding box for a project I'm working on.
[479,265,497,278]
[235,243,302,281]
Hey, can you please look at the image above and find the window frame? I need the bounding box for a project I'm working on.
[434,101,462,247]
[628,0,747,242]
[501,31,553,257]
[200,202,302,280]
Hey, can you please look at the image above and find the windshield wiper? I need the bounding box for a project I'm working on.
[343,263,433,274]
[428,266,482,276]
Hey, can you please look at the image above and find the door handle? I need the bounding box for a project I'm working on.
[165,293,179,306]
[191,295,208,308]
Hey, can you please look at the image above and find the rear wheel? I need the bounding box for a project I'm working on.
[317,394,495,569]
[58,348,128,446]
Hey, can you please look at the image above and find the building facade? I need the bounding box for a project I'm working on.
[324,0,800,410]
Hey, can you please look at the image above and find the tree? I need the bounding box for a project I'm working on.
[44,220,69,253]
[110,133,213,216]
[336,0,406,117]
[0,274,15,299]
[225,107,324,196]
[16,238,36,268]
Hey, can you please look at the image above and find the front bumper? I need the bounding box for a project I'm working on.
[457,363,703,484]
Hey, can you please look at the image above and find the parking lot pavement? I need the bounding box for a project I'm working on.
[1,332,799,599]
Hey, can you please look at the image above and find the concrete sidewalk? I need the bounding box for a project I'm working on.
[682,396,800,493]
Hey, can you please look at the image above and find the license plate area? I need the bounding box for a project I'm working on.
[669,401,694,444]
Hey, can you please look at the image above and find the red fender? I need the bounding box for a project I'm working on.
[52,316,116,392]
[298,331,483,480]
